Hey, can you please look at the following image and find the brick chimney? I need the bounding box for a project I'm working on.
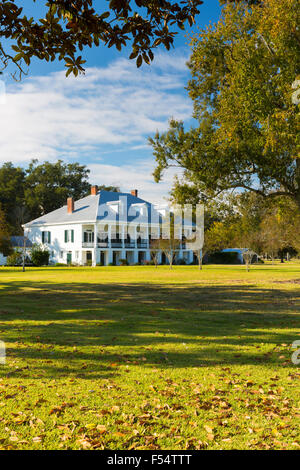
[91,185,98,196]
[67,197,74,214]
[131,189,138,197]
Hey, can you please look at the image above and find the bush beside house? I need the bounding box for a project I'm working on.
[31,245,50,266]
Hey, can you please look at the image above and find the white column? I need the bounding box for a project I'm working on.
[93,223,97,266]
[121,225,125,250]
[121,225,126,260]
[132,225,138,263]
[108,250,113,264]
[146,224,149,249]
[133,251,139,263]
[187,250,193,264]
[108,225,112,249]
[108,225,113,264]
[145,224,150,261]
[134,225,137,249]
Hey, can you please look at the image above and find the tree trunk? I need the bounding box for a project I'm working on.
[168,251,173,269]
[296,193,300,212]
[296,160,300,210]
[198,250,202,270]
[22,239,26,272]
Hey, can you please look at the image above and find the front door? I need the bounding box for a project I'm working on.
[67,252,72,265]
[86,251,92,265]
[138,251,145,264]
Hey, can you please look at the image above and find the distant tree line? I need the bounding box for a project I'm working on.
[148,190,300,270]
[194,192,300,267]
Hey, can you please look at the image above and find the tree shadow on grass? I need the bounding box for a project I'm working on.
[0,280,299,378]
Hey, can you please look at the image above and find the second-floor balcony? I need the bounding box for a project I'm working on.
[82,240,148,249]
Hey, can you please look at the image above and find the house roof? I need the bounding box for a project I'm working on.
[24,190,160,227]
[11,236,33,248]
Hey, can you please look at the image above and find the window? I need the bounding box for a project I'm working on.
[64,229,74,243]
[98,224,108,243]
[83,231,94,243]
[107,201,119,213]
[111,224,120,242]
[42,231,51,244]
[60,251,64,258]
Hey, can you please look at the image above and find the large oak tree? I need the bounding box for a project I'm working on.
[0,204,13,256]
[150,0,300,208]
[0,0,203,78]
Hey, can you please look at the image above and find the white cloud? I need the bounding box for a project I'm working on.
[88,160,184,205]
[0,50,191,202]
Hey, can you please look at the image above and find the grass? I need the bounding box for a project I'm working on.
[0,263,299,450]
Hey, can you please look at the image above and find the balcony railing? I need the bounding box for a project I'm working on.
[124,242,135,248]
[82,241,149,249]
[137,243,148,248]
[82,242,94,248]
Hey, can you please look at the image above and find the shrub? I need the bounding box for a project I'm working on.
[119,258,129,266]
[207,251,240,264]
[0,236,13,258]
[31,245,50,266]
[6,249,23,266]
[108,262,115,266]
[143,260,152,266]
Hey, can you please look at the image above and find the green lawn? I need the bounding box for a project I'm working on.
[0,264,299,450]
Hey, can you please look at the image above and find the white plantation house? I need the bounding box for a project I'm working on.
[23,187,195,266]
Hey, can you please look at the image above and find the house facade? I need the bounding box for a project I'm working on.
[23,187,194,266]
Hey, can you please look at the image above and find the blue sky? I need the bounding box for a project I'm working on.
[0,0,222,203]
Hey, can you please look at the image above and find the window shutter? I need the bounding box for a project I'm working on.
[84,232,87,243]
[71,230,74,243]
[48,232,51,244]
[42,232,45,243]
[65,230,67,243]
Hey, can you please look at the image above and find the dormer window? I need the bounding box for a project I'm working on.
[131,203,147,216]
[107,201,119,213]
